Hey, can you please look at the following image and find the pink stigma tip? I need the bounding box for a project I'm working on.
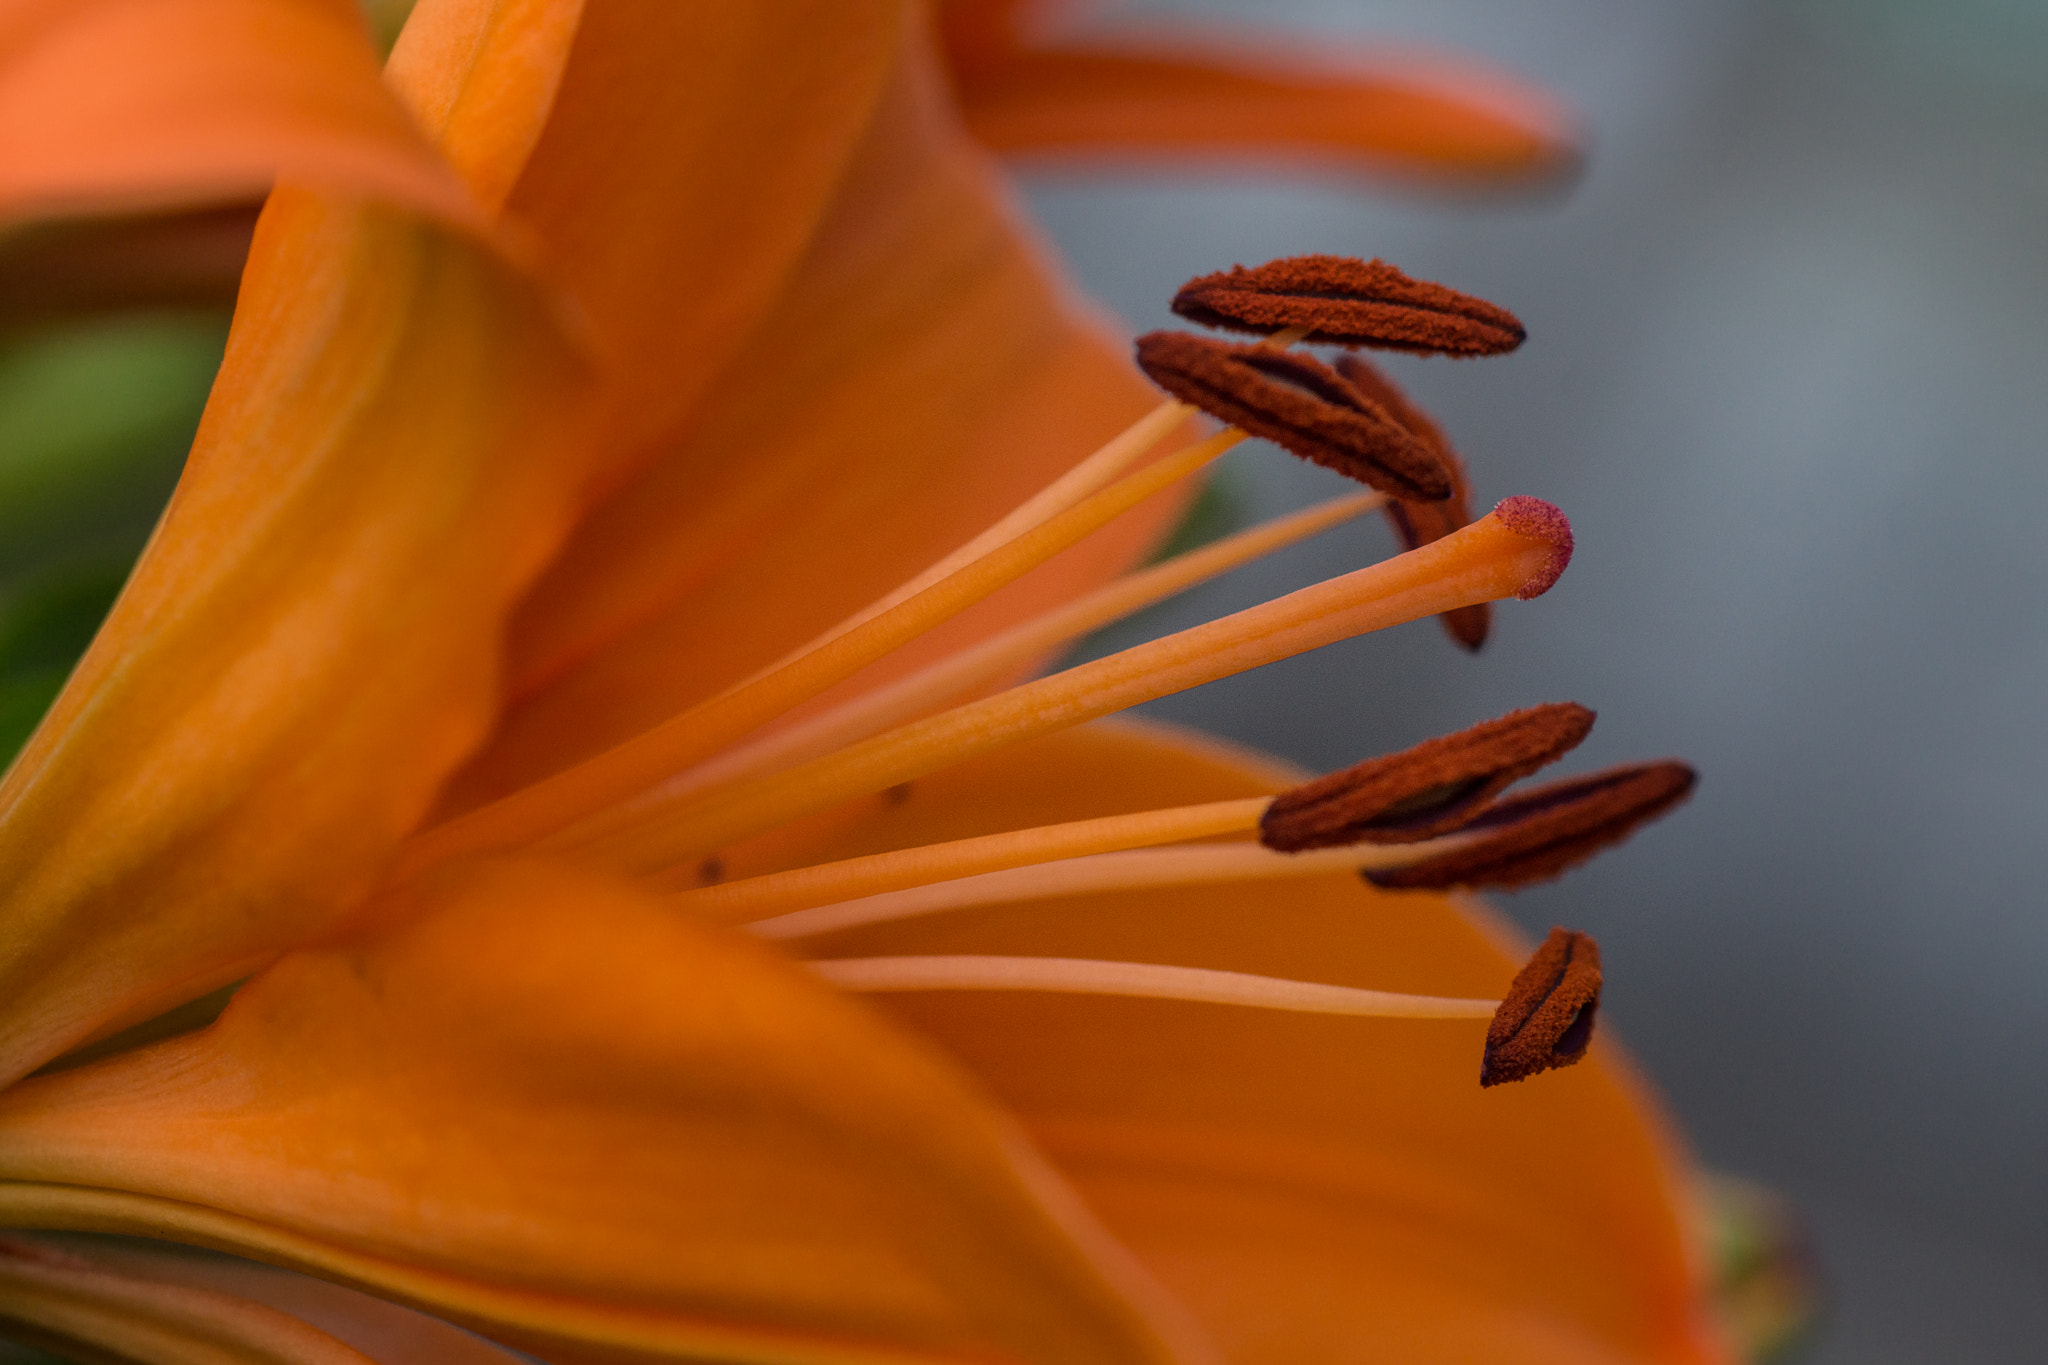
[1491,496,1573,599]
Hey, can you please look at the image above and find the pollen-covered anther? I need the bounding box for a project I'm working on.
[1134,331,1453,501]
[1482,927,1603,1087]
[1365,760,1696,891]
[1260,702,1595,851]
[1336,353,1490,649]
[1171,254,1526,356]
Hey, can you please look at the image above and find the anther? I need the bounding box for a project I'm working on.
[1482,927,1602,1087]
[1365,760,1696,891]
[1335,353,1489,649]
[1134,332,1453,500]
[1171,255,1526,356]
[1261,703,1595,851]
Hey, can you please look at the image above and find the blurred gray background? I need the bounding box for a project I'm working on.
[1029,1,2048,1360]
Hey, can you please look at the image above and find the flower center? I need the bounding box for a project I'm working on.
[387,255,1687,1087]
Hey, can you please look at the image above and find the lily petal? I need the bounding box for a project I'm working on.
[0,0,473,227]
[442,14,1192,807]
[496,0,910,464]
[0,195,593,1084]
[0,1232,377,1363]
[0,858,1204,1365]
[936,5,1577,183]
[384,0,585,216]
[737,721,1729,1364]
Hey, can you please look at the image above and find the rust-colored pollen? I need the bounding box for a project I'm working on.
[1482,927,1603,1087]
[1365,760,1697,891]
[1335,353,1489,650]
[1171,255,1526,356]
[1260,703,1595,851]
[1134,332,1453,500]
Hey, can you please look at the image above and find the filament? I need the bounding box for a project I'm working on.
[747,838,1470,940]
[811,956,1497,1019]
[667,797,1271,916]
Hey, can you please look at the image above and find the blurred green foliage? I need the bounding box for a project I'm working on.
[0,311,229,765]
[360,0,418,53]
[0,312,227,575]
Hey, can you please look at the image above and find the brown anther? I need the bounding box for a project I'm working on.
[1482,927,1602,1087]
[1260,703,1595,851]
[1134,332,1453,500]
[1335,353,1490,650]
[1171,255,1526,356]
[1366,760,1697,891]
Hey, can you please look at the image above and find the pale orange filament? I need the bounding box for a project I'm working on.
[667,797,1271,915]
[746,837,1476,941]
[563,507,1563,876]
[812,956,1497,1018]
[643,489,1386,802]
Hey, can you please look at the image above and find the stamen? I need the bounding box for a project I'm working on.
[813,955,1498,1020]
[560,500,1576,874]
[1365,761,1696,891]
[1260,702,1594,850]
[748,838,1477,941]
[641,490,1386,801]
[1135,332,1453,500]
[1171,255,1526,356]
[1482,927,1602,1086]
[399,426,1238,875]
[668,797,1271,917]
[1334,353,1490,650]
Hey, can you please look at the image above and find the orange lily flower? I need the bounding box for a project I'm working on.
[0,2,1735,1362]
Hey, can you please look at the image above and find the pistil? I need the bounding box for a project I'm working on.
[559,499,1575,875]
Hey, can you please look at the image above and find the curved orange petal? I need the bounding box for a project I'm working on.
[718,721,1731,1364]
[0,858,1203,1365]
[0,0,473,226]
[0,194,593,1085]
[496,0,909,469]
[439,14,1194,808]
[937,10,1577,184]
[383,0,584,216]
